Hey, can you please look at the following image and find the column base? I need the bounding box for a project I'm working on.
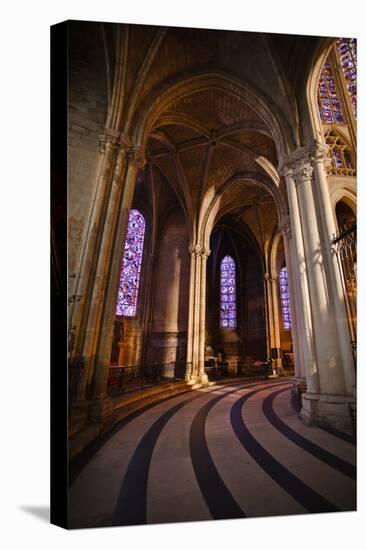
[184,362,193,381]
[272,358,282,375]
[300,391,355,435]
[198,372,209,386]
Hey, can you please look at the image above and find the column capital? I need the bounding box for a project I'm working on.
[279,145,315,184]
[98,128,121,154]
[189,244,211,258]
[127,145,146,169]
[311,141,329,162]
[279,162,295,180]
[279,215,292,240]
[310,141,333,174]
[292,157,314,185]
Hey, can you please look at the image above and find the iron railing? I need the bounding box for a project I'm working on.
[331,223,357,367]
[107,362,181,398]
[237,361,270,380]
[204,361,270,382]
[204,364,229,380]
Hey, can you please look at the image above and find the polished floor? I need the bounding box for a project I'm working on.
[68,379,356,528]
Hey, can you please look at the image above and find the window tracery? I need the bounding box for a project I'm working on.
[325,130,355,176]
[220,255,237,328]
[116,209,145,317]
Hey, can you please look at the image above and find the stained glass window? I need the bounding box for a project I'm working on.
[279,267,291,331]
[317,60,344,123]
[220,255,237,328]
[116,209,145,317]
[337,38,357,118]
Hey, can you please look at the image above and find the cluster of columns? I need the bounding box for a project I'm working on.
[279,142,355,430]
[186,244,211,384]
[264,272,282,372]
[68,126,214,429]
[68,128,145,423]
[69,130,355,433]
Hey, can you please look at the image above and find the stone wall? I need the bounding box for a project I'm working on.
[148,209,190,365]
[67,22,108,279]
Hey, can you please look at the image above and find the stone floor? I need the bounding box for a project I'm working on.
[68,378,356,529]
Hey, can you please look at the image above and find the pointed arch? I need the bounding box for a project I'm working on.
[132,72,297,157]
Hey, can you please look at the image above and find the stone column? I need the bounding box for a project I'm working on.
[270,274,282,372]
[279,216,305,381]
[89,147,145,420]
[282,166,319,397]
[290,154,353,430]
[264,272,280,372]
[70,130,123,410]
[69,130,121,360]
[198,248,210,383]
[82,144,129,373]
[185,248,196,381]
[263,273,273,361]
[186,244,210,384]
[311,143,355,395]
[294,157,345,386]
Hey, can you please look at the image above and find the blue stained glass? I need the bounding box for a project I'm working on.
[116,209,145,316]
[317,61,344,123]
[220,255,237,329]
[279,267,291,331]
[337,38,357,118]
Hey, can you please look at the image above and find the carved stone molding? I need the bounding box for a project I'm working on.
[127,145,146,169]
[311,141,333,175]
[98,128,120,154]
[280,163,294,180]
[279,215,292,240]
[189,244,211,258]
[292,157,314,185]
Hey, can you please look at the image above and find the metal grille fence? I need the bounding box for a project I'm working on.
[107,362,179,397]
[331,223,357,367]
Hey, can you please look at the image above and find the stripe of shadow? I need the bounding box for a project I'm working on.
[113,379,286,525]
[263,387,356,480]
[112,394,200,526]
[230,388,339,514]
[189,381,290,520]
[69,379,271,486]
[69,392,191,486]
[319,425,356,447]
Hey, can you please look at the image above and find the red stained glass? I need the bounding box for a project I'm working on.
[116,209,145,316]
[220,255,237,329]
